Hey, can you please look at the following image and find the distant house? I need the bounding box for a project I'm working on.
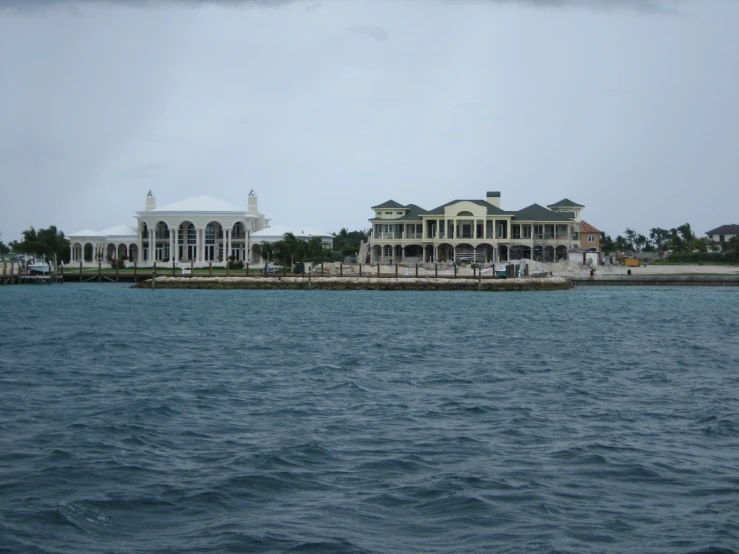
[705,224,739,246]
[578,220,601,251]
[68,191,270,267]
[367,191,594,264]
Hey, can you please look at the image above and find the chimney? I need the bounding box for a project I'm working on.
[145,190,156,211]
[486,191,500,208]
[248,189,258,214]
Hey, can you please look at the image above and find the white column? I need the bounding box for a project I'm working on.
[138,229,144,265]
[226,229,231,261]
[149,229,155,263]
[173,225,179,263]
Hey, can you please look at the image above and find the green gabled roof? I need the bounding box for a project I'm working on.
[371,199,407,210]
[397,203,427,220]
[369,204,428,222]
[547,198,584,208]
[424,199,508,216]
[512,204,574,222]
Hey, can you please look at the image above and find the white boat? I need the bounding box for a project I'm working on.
[27,258,51,275]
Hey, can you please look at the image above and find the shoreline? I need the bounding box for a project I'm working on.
[132,275,575,291]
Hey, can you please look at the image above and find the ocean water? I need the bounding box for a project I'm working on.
[1,284,738,554]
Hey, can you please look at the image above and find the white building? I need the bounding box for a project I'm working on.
[69,191,269,267]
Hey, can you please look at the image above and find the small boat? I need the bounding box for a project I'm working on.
[27,258,51,275]
[495,263,508,279]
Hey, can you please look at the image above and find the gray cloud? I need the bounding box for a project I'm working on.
[0,0,675,12]
[350,24,389,42]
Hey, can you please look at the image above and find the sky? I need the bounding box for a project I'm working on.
[1,0,737,242]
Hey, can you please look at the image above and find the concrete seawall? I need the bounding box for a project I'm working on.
[570,275,739,286]
[133,275,574,292]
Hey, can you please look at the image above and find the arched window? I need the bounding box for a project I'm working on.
[205,224,216,261]
[178,223,197,261]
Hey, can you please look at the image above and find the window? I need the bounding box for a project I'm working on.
[720,235,725,242]
[588,235,595,242]
[385,211,392,214]
[396,211,403,215]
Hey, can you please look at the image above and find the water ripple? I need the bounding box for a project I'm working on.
[1,285,738,553]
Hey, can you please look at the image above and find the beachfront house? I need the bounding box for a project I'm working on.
[68,191,271,267]
[367,192,590,264]
[705,225,739,246]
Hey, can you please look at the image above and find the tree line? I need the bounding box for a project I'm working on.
[1,226,370,265]
[0,227,70,262]
[600,223,739,255]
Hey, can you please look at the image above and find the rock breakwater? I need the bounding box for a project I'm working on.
[133,276,574,291]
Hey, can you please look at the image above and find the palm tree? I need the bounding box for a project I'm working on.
[624,228,637,251]
[302,237,327,262]
[16,225,70,262]
[273,233,303,268]
[254,242,274,266]
[649,227,670,252]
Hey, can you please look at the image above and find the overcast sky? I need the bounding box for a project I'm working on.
[1,0,737,241]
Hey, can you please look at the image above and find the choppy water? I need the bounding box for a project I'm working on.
[1,284,738,553]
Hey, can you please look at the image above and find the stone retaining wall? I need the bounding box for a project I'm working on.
[133,276,574,292]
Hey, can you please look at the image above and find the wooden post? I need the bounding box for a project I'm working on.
[321,262,324,276]
[359,263,362,277]
[134,260,137,281]
[153,261,157,279]
[209,262,212,277]
[340,263,343,277]
[415,263,418,278]
[190,260,194,276]
[454,263,457,278]
[226,260,230,277]
[395,264,398,278]
[80,261,83,282]
[435,263,438,278]
[377,264,380,278]
[98,260,102,282]
[245,262,249,276]
[116,260,119,282]
[172,260,176,276]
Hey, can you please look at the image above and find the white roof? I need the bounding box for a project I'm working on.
[98,224,137,237]
[150,195,246,213]
[251,225,333,239]
[68,228,104,237]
